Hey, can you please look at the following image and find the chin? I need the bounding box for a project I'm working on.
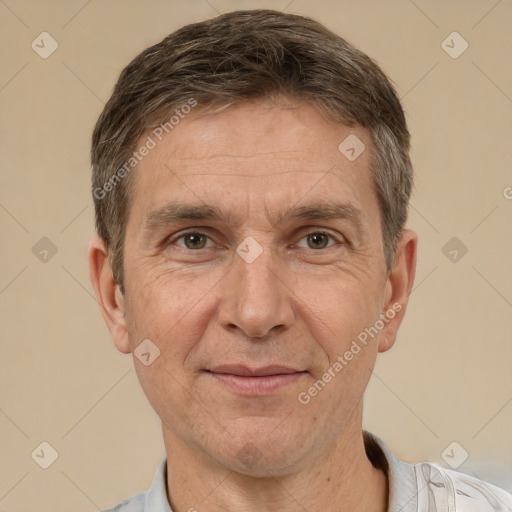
[215,427,309,477]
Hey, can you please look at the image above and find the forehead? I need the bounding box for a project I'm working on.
[147,99,366,165]
[128,99,377,226]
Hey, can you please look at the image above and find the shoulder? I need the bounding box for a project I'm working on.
[362,431,512,512]
[414,461,512,511]
[102,490,147,512]
[101,455,168,512]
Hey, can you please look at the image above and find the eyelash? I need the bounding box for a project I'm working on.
[166,229,343,251]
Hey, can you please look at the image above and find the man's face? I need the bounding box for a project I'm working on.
[118,99,399,474]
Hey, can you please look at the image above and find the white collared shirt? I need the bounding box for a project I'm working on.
[103,431,512,511]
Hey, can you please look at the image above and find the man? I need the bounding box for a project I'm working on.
[88,9,511,512]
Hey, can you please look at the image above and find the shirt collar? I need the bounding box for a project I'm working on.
[145,431,419,512]
[364,430,419,512]
[144,455,173,511]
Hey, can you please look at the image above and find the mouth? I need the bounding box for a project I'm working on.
[205,365,307,395]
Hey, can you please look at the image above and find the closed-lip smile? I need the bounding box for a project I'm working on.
[208,364,304,376]
[206,364,307,395]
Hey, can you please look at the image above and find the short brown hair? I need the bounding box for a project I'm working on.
[91,9,413,294]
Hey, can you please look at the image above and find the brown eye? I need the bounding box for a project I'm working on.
[296,231,337,250]
[307,232,330,249]
[173,232,213,250]
[184,233,207,249]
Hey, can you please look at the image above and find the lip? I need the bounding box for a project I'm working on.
[208,364,302,376]
[206,365,306,395]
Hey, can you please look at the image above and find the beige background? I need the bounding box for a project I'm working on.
[1,0,511,510]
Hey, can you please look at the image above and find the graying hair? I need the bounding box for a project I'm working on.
[91,9,413,293]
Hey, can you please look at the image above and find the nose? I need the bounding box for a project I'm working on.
[217,240,295,340]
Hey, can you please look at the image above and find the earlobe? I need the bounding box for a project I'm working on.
[378,230,418,353]
[88,237,131,354]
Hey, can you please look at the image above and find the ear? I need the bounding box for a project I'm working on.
[378,229,418,353]
[88,237,131,354]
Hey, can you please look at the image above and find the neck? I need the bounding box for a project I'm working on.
[162,403,389,512]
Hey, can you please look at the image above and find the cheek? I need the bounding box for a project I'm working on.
[126,263,222,340]
[124,271,211,417]
[298,273,383,357]
[310,275,385,406]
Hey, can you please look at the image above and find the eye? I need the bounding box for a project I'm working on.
[296,231,339,250]
[172,231,214,250]
[166,229,342,252]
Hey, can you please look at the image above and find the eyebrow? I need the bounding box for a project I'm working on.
[144,200,366,234]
